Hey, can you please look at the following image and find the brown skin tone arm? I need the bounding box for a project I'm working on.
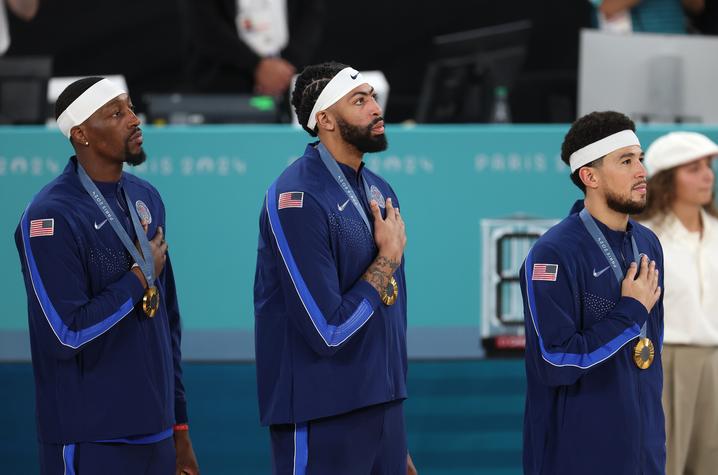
[174,430,200,475]
[362,255,401,295]
[255,58,295,96]
[6,0,39,21]
[130,226,168,288]
[361,197,406,295]
[602,0,704,16]
[407,453,418,474]
[683,0,704,14]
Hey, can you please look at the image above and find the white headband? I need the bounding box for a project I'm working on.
[569,130,641,173]
[57,78,127,138]
[307,67,365,130]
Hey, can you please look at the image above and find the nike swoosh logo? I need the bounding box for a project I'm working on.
[94,219,108,230]
[337,199,350,211]
[593,266,610,278]
[350,72,359,80]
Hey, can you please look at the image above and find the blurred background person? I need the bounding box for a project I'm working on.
[593,0,702,33]
[186,0,326,96]
[0,0,38,55]
[688,0,718,33]
[638,131,718,475]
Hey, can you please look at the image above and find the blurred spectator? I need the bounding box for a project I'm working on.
[688,0,718,33]
[187,0,326,96]
[637,131,718,475]
[0,0,38,55]
[593,0,698,33]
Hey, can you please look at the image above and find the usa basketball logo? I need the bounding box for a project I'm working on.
[370,185,386,209]
[135,200,152,224]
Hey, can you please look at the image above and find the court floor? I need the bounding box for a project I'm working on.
[0,359,525,474]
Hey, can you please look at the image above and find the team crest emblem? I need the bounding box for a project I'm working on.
[370,185,386,209]
[135,200,152,224]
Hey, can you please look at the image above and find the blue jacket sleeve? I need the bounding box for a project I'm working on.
[521,242,649,387]
[260,188,382,357]
[652,237,665,348]
[15,205,146,360]
[161,252,188,424]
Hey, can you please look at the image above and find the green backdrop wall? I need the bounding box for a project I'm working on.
[2,124,716,360]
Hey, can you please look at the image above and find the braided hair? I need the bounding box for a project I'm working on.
[561,111,636,193]
[292,62,348,137]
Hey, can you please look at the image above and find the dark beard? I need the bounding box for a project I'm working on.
[337,117,388,153]
[606,190,646,215]
[124,145,146,167]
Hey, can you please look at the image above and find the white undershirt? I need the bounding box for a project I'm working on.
[235,0,289,57]
[644,210,718,346]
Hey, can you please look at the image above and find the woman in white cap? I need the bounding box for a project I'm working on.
[638,131,718,475]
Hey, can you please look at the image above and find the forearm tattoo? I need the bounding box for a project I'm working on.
[362,255,400,295]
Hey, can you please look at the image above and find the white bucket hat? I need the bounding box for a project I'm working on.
[645,131,718,175]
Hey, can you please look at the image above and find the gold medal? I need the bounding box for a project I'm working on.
[142,286,160,318]
[633,337,655,369]
[381,276,399,306]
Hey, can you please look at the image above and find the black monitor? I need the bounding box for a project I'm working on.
[143,94,280,125]
[416,20,531,123]
[0,56,52,125]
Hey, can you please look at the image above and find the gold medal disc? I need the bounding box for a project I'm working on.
[633,337,655,370]
[381,277,399,306]
[142,286,160,318]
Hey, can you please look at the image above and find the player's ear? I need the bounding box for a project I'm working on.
[70,126,89,147]
[579,166,599,190]
[317,110,335,133]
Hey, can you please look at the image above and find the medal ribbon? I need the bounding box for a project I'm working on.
[579,208,647,339]
[317,143,376,236]
[77,162,155,288]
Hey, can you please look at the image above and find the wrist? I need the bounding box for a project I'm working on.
[174,423,189,432]
[131,264,148,289]
[377,248,402,264]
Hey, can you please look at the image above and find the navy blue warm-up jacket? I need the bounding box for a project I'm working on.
[254,142,408,426]
[15,157,187,444]
[521,200,665,475]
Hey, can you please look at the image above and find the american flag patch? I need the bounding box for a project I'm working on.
[278,192,304,210]
[29,218,54,237]
[532,263,558,281]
